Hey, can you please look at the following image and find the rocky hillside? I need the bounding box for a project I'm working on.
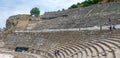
[6,14,40,31]
[6,2,120,31]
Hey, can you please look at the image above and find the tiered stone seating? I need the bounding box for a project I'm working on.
[41,3,120,19]
[32,2,120,30]
[48,32,120,58]
[34,13,120,30]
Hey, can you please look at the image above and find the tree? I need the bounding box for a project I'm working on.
[68,4,78,9]
[68,0,103,9]
[81,0,103,6]
[30,7,40,17]
[77,2,81,5]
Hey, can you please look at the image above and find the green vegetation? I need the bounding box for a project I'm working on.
[69,4,78,9]
[68,2,81,9]
[81,0,103,6]
[30,7,40,17]
[69,0,103,9]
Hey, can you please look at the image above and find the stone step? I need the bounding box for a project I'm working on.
[61,47,70,58]
[58,52,64,58]
[75,44,93,58]
[103,38,120,49]
[92,44,106,58]
[100,41,120,58]
[48,52,56,58]
[84,43,102,58]
[88,40,110,58]
[66,47,76,56]
[74,44,88,57]
[71,46,83,58]
[58,47,70,58]
[52,44,88,58]
[97,41,115,58]
[59,46,81,58]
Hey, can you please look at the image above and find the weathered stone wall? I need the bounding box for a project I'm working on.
[3,30,120,51]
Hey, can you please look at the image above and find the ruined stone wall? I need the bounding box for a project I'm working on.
[6,14,30,30]
[6,14,41,31]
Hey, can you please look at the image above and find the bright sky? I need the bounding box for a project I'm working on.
[0,0,84,29]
